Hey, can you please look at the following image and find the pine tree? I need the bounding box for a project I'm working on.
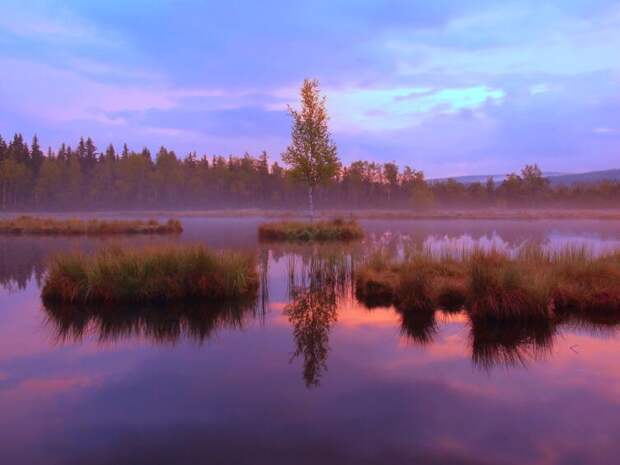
[0,135,7,162]
[31,135,44,174]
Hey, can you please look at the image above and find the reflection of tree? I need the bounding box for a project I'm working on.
[469,318,556,370]
[286,286,337,387]
[43,300,257,345]
[284,251,351,387]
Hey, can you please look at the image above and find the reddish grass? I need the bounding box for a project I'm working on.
[42,245,258,304]
[258,218,364,241]
[0,216,182,235]
[355,247,620,322]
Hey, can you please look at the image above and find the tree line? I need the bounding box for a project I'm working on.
[0,131,618,210]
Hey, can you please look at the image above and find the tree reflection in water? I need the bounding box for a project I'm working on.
[283,245,355,387]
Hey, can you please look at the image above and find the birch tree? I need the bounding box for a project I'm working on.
[282,79,340,219]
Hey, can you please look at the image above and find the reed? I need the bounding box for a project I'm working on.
[258,218,364,242]
[0,216,182,235]
[355,245,620,321]
[42,245,258,304]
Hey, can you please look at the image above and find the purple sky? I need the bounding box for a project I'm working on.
[0,0,619,177]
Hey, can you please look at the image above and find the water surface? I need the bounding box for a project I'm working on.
[2,217,620,465]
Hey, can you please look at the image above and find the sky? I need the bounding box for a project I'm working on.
[0,0,619,177]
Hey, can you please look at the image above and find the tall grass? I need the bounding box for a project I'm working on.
[355,245,620,322]
[258,218,364,241]
[0,216,182,235]
[42,245,258,304]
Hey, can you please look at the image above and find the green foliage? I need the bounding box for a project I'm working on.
[282,79,340,217]
[282,79,340,188]
[0,131,619,210]
[42,245,258,304]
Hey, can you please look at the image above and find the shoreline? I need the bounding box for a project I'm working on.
[2,208,620,221]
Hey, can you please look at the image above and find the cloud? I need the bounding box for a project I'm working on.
[0,1,122,47]
[325,85,504,132]
[594,127,618,134]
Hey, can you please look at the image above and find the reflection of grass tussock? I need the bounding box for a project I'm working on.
[43,300,255,344]
[0,216,182,235]
[399,307,437,345]
[470,318,556,369]
[258,218,364,242]
[42,245,258,304]
[355,246,620,322]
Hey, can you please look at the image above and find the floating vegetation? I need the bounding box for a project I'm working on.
[0,216,182,235]
[42,245,258,304]
[258,218,364,242]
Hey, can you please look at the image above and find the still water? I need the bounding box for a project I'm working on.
[2,217,620,465]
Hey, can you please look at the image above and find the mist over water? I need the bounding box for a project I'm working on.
[2,217,620,464]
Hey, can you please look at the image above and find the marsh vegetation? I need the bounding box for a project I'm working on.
[0,216,182,235]
[355,245,620,322]
[42,245,258,304]
[258,218,364,242]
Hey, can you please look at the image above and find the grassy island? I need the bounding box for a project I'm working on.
[0,216,182,235]
[258,218,364,242]
[42,245,258,304]
[355,246,620,322]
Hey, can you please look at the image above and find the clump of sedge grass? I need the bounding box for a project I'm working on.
[467,249,553,321]
[258,218,364,242]
[42,245,258,304]
[355,249,467,313]
[355,245,620,322]
[0,216,182,235]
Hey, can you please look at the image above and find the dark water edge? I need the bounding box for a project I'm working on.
[2,218,620,465]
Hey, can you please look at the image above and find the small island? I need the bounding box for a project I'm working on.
[42,245,258,304]
[0,216,183,235]
[258,218,364,242]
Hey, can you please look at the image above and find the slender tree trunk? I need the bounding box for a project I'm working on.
[308,185,314,221]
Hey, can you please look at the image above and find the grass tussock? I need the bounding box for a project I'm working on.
[0,216,182,235]
[258,218,364,242]
[355,246,620,322]
[42,245,258,304]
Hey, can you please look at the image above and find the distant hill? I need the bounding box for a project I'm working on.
[547,169,620,186]
[429,169,620,186]
[429,172,563,185]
